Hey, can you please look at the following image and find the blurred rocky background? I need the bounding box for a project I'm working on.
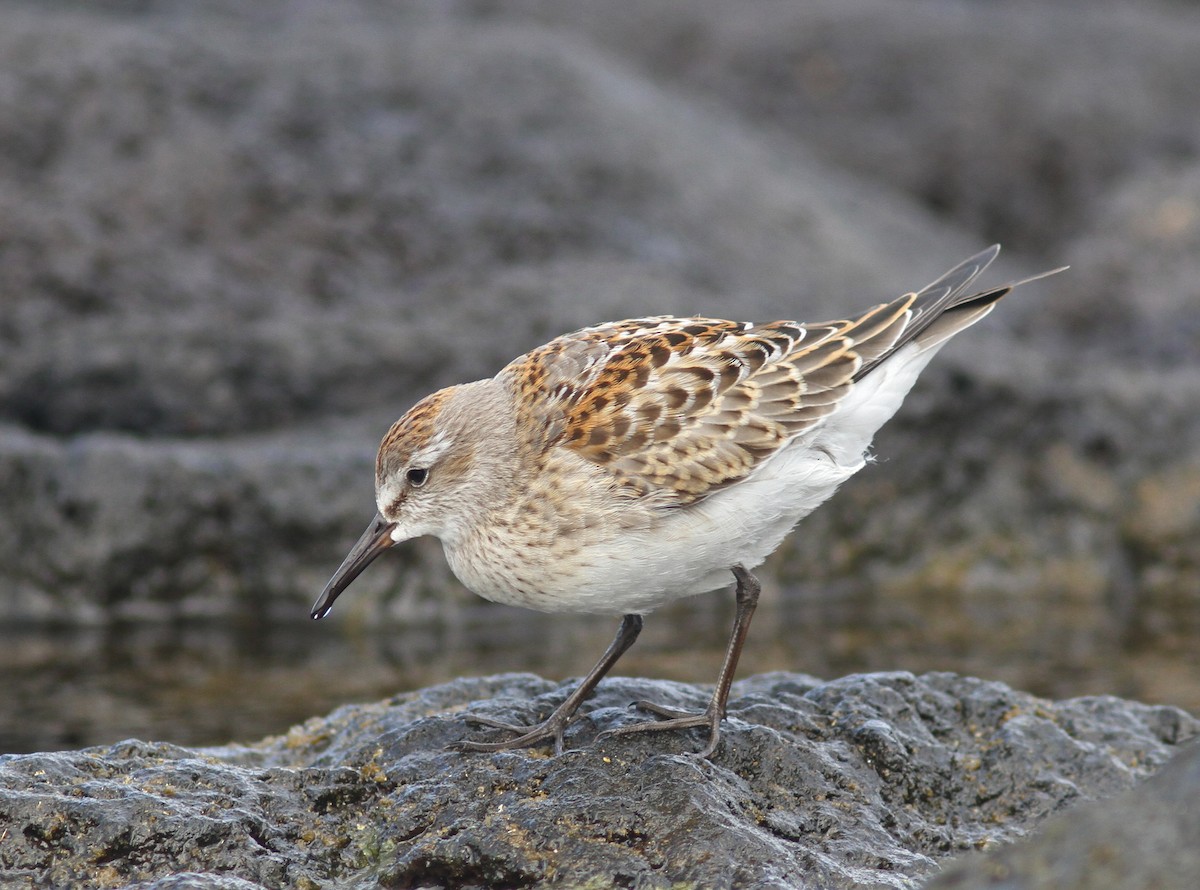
[2,0,1199,754]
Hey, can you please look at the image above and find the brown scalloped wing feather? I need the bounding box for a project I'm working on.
[501,299,917,506]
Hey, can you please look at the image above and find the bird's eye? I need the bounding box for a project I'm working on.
[406,467,429,488]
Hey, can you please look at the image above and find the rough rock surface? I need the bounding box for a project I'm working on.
[0,672,1196,889]
[926,739,1200,890]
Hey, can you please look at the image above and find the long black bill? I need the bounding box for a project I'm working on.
[310,514,398,620]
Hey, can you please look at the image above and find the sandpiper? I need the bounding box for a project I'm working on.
[312,245,1063,757]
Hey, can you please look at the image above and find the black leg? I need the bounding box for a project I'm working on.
[600,565,760,758]
[452,613,643,755]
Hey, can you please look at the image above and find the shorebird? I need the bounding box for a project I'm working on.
[311,245,1063,757]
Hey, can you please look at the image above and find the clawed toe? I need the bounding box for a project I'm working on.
[450,711,574,755]
[596,700,725,758]
[459,713,536,733]
[628,699,695,720]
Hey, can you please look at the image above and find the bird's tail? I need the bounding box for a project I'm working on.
[852,245,1066,381]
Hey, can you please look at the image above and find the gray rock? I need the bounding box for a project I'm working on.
[1052,159,1200,361]
[0,425,377,620]
[123,876,271,890]
[0,672,1195,889]
[924,740,1200,890]
[505,0,1200,259]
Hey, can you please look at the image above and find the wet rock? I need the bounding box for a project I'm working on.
[925,740,1200,890]
[125,877,270,890]
[0,672,1195,889]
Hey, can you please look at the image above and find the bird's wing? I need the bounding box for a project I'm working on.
[500,246,1040,507]
[498,306,902,506]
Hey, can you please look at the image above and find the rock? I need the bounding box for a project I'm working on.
[924,740,1200,890]
[1052,160,1200,361]
[0,425,377,620]
[507,0,1200,258]
[0,672,1195,889]
[124,877,270,890]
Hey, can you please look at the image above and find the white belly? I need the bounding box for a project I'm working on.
[445,444,864,615]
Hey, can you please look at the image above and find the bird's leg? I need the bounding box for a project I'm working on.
[601,565,760,759]
[452,613,643,755]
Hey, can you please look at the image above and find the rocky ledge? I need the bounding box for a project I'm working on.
[1,671,1196,889]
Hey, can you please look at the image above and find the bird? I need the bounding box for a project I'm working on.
[311,245,1064,758]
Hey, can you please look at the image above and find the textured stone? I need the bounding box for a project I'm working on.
[0,672,1195,889]
[925,740,1200,890]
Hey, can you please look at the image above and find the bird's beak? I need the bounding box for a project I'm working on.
[310,514,398,619]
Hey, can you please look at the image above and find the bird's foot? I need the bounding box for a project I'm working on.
[450,709,578,756]
[450,614,645,757]
[598,699,724,759]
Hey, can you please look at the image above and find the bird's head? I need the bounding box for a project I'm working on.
[310,381,505,619]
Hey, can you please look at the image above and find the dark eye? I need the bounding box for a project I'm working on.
[406,467,429,488]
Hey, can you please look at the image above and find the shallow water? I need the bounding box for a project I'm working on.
[4,582,1198,754]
